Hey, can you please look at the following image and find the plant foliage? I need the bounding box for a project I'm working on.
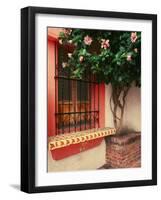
[59,28,141,132]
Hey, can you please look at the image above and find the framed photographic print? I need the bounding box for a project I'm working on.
[21,6,157,193]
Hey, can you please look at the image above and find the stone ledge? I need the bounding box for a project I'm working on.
[49,127,116,150]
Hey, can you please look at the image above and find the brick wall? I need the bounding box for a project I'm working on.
[105,133,141,168]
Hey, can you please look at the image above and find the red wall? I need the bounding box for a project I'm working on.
[99,84,105,128]
[48,35,106,160]
[48,38,56,136]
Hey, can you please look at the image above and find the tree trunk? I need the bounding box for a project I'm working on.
[110,85,130,133]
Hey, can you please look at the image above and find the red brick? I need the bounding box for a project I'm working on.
[106,133,141,168]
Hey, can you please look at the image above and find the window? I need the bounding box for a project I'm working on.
[55,44,99,135]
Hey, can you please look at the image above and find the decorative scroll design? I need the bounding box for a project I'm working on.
[49,127,116,150]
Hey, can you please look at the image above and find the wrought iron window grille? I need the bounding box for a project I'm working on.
[55,44,100,135]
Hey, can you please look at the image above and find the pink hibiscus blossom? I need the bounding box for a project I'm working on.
[62,62,68,68]
[84,35,93,45]
[131,32,137,43]
[59,39,63,44]
[68,53,72,58]
[101,39,110,49]
[127,54,132,61]
[134,48,138,53]
[68,40,73,44]
[64,28,72,35]
[79,56,84,62]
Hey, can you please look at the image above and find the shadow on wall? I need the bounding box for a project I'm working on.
[105,84,141,132]
[117,126,140,135]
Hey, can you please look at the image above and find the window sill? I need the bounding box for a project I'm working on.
[49,127,116,150]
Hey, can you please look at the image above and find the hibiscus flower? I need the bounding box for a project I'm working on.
[101,39,110,49]
[59,39,63,44]
[64,29,72,35]
[79,56,84,62]
[84,35,93,45]
[127,54,132,61]
[131,32,137,43]
[134,48,138,53]
[68,53,72,58]
[62,62,68,68]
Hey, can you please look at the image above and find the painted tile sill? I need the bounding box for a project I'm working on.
[49,127,116,150]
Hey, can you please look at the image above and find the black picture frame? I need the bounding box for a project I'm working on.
[21,6,157,193]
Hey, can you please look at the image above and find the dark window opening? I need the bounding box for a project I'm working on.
[55,44,99,135]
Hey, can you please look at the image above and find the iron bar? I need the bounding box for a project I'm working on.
[55,111,99,115]
[55,75,98,84]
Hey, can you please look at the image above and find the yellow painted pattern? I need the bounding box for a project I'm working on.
[49,127,116,150]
